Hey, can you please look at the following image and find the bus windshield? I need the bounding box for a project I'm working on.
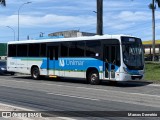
[122,37,144,70]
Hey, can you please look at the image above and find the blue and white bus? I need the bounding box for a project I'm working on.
[7,35,144,85]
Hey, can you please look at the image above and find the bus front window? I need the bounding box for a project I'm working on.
[122,37,144,70]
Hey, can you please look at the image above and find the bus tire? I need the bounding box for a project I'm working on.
[109,81,118,86]
[31,67,40,80]
[88,70,100,85]
[10,72,15,76]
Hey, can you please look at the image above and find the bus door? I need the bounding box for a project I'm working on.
[47,46,58,75]
[104,45,119,80]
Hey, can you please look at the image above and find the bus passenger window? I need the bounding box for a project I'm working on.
[86,40,101,57]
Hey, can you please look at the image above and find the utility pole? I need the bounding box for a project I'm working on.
[97,0,103,35]
[152,0,156,61]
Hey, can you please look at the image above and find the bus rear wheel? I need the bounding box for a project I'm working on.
[88,70,100,85]
[31,67,40,80]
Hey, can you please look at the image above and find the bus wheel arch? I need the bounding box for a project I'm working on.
[31,65,40,80]
[86,68,100,85]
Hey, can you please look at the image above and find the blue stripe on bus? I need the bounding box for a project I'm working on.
[11,57,120,72]
[40,58,103,71]
[40,58,120,72]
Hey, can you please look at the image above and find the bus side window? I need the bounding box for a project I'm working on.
[28,44,40,57]
[49,49,54,60]
[86,40,101,57]
[116,46,120,66]
[40,43,46,57]
[8,44,17,57]
[61,43,68,57]
[55,47,58,60]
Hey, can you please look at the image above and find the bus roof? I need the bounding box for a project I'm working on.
[8,34,136,44]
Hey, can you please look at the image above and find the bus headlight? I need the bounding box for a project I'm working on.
[139,70,144,75]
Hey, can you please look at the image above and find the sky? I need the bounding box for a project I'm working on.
[0,0,160,42]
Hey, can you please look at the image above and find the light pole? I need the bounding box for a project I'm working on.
[93,0,103,35]
[6,26,15,41]
[97,0,103,35]
[18,2,31,41]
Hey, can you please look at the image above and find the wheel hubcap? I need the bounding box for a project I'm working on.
[33,69,38,78]
[91,74,97,82]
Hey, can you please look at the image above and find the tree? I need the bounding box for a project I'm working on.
[149,0,160,61]
[0,0,6,6]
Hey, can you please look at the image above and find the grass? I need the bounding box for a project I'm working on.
[144,62,160,83]
[142,40,160,83]
[143,40,160,45]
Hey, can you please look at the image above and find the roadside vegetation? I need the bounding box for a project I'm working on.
[143,40,160,45]
[145,62,160,83]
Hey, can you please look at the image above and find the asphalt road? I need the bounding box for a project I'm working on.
[0,75,160,120]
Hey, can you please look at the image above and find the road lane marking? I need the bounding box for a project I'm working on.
[1,83,160,108]
[47,93,100,101]
[2,78,160,99]
[75,86,160,98]
[2,79,160,99]
[0,102,33,111]
[148,84,160,87]
[57,117,77,120]
[2,79,160,101]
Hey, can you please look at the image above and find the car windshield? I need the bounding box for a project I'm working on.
[0,61,6,66]
[122,37,144,70]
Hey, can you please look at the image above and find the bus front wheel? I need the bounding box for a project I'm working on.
[31,67,40,80]
[88,70,100,85]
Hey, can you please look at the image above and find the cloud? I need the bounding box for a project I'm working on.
[7,0,53,4]
[0,14,96,29]
[102,10,152,32]
[114,11,151,22]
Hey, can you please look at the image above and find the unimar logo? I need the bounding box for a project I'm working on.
[59,59,84,67]
[59,60,65,67]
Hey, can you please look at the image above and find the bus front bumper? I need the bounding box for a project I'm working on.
[119,73,144,81]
